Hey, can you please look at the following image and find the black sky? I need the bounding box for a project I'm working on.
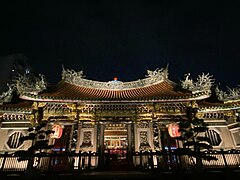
[0,1,240,90]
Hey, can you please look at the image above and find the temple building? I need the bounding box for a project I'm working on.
[0,66,240,168]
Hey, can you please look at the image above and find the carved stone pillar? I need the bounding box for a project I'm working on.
[68,123,74,151]
[157,123,163,150]
[76,122,82,153]
[148,121,154,150]
[152,122,162,151]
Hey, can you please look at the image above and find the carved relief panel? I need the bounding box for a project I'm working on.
[80,131,92,148]
[135,122,152,152]
[79,123,96,152]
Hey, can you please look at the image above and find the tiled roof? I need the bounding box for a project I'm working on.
[20,80,210,102]
[198,100,240,111]
[0,101,33,112]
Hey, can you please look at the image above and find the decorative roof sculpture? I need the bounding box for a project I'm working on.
[13,73,47,95]
[61,66,169,90]
[0,83,14,104]
[181,73,214,94]
[216,85,240,102]
[20,66,212,102]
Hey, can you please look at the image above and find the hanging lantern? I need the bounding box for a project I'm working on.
[168,123,181,137]
[50,125,63,139]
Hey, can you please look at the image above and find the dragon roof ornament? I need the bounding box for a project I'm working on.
[0,83,14,104]
[14,73,47,95]
[215,85,240,102]
[181,73,214,94]
[62,66,169,90]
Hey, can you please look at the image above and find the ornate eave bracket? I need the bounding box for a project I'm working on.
[61,66,169,90]
[181,73,214,94]
[216,86,240,102]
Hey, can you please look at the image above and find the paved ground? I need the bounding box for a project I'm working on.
[1,169,240,180]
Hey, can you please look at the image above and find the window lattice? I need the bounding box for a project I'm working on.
[7,132,24,149]
[205,130,222,146]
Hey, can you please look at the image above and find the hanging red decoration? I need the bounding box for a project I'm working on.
[50,125,63,139]
[168,123,181,137]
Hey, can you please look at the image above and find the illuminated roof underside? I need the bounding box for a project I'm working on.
[19,67,211,102]
[20,80,210,102]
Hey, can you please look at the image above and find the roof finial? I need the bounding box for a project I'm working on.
[62,64,65,71]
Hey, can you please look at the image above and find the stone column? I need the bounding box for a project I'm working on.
[68,123,75,151]
[93,123,98,152]
[159,125,167,151]
[134,123,138,152]
[98,122,105,169]
[148,121,154,150]
[158,123,162,150]
[127,122,133,166]
[76,122,82,153]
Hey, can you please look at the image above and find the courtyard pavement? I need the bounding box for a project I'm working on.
[1,169,240,180]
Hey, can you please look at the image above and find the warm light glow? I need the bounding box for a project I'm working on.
[50,125,63,139]
[114,77,118,81]
[168,123,181,137]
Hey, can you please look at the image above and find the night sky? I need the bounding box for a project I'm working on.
[0,1,240,90]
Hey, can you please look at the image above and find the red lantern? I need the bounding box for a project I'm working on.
[50,125,63,139]
[168,123,181,137]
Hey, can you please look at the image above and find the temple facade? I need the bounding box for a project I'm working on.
[0,66,240,168]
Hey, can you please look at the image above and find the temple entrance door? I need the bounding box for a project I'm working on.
[104,124,129,170]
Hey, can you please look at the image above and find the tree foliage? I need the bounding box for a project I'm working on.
[14,121,54,162]
[176,107,218,165]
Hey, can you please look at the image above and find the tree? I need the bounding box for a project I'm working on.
[14,121,54,170]
[176,107,217,170]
